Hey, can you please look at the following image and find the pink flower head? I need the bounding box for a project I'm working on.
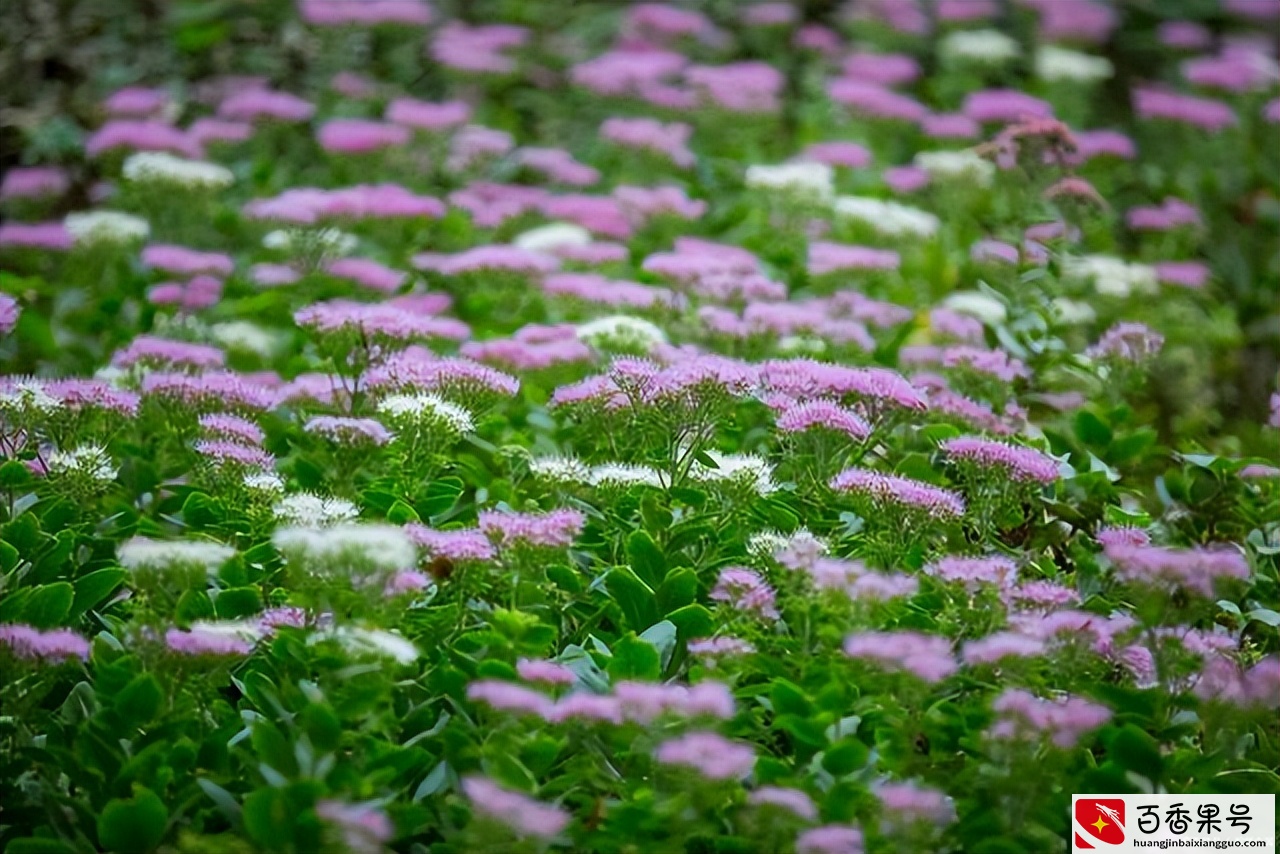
[315,800,394,854]
[294,300,468,343]
[941,346,1028,382]
[543,273,681,311]
[920,112,980,139]
[748,787,818,820]
[41,378,140,416]
[613,185,707,223]
[989,688,1111,748]
[1103,543,1250,597]
[113,336,225,371]
[796,825,865,854]
[218,89,315,123]
[462,776,570,840]
[1194,655,1280,708]
[926,555,1018,589]
[365,350,520,399]
[600,117,694,167]
[250,263,301,287]
[330,72,378,100]
[447,125,515,171]
[414,245,558,277]
[828,79,927,122]
[300,0,433,25]
[0,222,73,251]
[0,624,90,662]
[760,360,926,415]
[188,119,254,146]
[317,119,409,154]
[776,400,871,441]
[86,120,200,158]
[884,166,930,194]
[517,658,575,686]
[685,61,782,112]
[199,413,265,444]
[324,258,407,293]
[1126,197,1201,232]
[876,781,956,828]
[798,141,872,168]
[1133,88,1237,131]
[547,693,624,725]
[165,627,254,657]
[1154,261,1209,290]
[830,468,965,519]
[1072,129,1136,161]
[104,86,170,117]
[467,679,555,717]
[962,632,1047,665]
[431,22,527,75]
[1087,322,1164,362]
[710,567,779,619]
[385,98,471,131]
[141,371,276,411]
[403,526,496,563]
[941,436,1059,483]
[843,631,958,682]
[194,440,274,471]
[478,509,585,549]
[843,51,920,86]
[1,295,22,336]
[655,731,756,780]
[964,90,1053,124]
[688,636,756,657]
[142,244,234,277]
[305,416,392,446]
[808,242,900,276]
[1008,581,1080,610]
[1159,21,1211,49]
[1,167,70,201]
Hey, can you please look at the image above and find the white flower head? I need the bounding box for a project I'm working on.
[513,222,592,253]
[1062,255,1158,298]
[941,291,1008,326]
[189,619,265,644]
[273,492,360,528]
[320,626,419,665]
[939,28,1021,65]
[377,393,474,435]
[688,451,777,496]
[0,380,63,416]
[244,471,286,495]
[272,523,416,576]
[1035,46,1114,83]
[47,445,117,484]
[119,537,236,573]
[122,152,235,189]
[913,149,995,187]
[589,462,665,489]
[528,455,591,484]
[834,196,939,238]
[263,227,357,258]
[576,314,668,354]
[211,321,280,357]
[747,527,829,559]
[1049,297,1097,325]
[65,210,150,246]
[745,162,835,203]
[777,335,828,356]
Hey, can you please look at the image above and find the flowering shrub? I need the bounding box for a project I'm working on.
[2,1,1279,853]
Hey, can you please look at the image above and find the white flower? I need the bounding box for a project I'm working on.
[189,619,264,644]
[1062,255,1158,298]
[0,380,63,416]
[528,455,591,484]
[263,227,357,257]
[589,462,665,489]
[1035,46,1113,83]
[273,493,360,528]
[211,321,279,357]
[377,393,474,434]
[688,451,777,496]
[939,29,1021,64]
[576,314,668,354]
[319,626,419,664]
[272,523,416,575]
[64,211,150,246]
[122,152,235,189]
[745,162,834,202]
[834,196,939,238]
[777,335,828,355]
[1049,297,1097,325]
[244,471,286,494]
[47,445,117,484]
[513,222,592,252]
[747,528,829,559]
[913,150,995,186]
[118,537,236,573]
[941,291,1008,326]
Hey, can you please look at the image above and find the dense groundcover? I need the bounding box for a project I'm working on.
[2,1,1279,852]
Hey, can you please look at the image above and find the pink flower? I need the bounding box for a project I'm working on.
[317,120,409,154]
[1194,656,1280,708]
[142,371,276,411]
[1087,322,1164,363]
[799,141,872,168]
[655,731,756,780]
[1,167,70,201]
[188,119,254,146]
[142,244,234,277]
[843,52,920,86]
[685,62,782,112]
[300,0,432,26]
[467,679,555,717]
[431,22,526,74]
[294,300,469,343]
[165,627,254,657]
[1154,261,1209,290]
[365,351,520,399]
[403,526,495,562]
[0,624,90,662]
[962,632,1047,665]
[830,469,965,520]
[0,294,21,336]
[1133,88,1236,131]
[87,120,200,158]
[926,555,1018,589]
[941,436,1059,483]
[478,509,585,548]
[920,112,980,139]
[199,413,266,444]
[305,417,392,446]
[748,787,818,820]
[315,800,394,854]
[517,658,575,686]
[447,125,515,171]
[324,258,407,293]
[543,273,681,311]
[808,242,900,275]
[1007,581,1080,610]
[963,90,1053,124]
[843,631,958,682]
[1159,21,1211,49]
[0,222,73,251]
[710,567,779,619]
[1103,543,1250,597]
[988,688,1111,748]
[600,117,694,167]
[796,825,865,854]
[194,440,274,470]
[385,98,471,131]
[828,79,927,121]
[688,636,755,657]
[776,400,871,441]
[462,776,569,840]
[876,781,955,828]
[547,693,624,724]
[219,89,314,122]
[104,86,170,117]
[113,336,225,371]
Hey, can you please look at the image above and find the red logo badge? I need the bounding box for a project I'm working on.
[1074,798,1126,848]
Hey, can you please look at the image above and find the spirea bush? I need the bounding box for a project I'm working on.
[1,1,1279,853]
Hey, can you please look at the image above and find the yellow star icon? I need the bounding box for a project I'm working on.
[1092,815,1109,833]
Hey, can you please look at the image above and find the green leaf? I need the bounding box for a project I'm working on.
[4,839,75,854]
[639,620,677,671]
[656,567,698,614]
[3,513,42,555]
[607,633,661,681]
[181,492,223,528]
[626,530,666,587]
[1107,724,1163,782]
[115,674,163,727]
[640,494,672,532]
[97,787,168,854]
[606,567,659,631]
[214,587,263,619]
[252,721,299,777]
[387,500,421,525]
[71,568,126,618]
[243,788,291,849]
[175,590,215,624]
[770,679,812,717]
[299,704,343,752]
[1108,429,1157,464]
[23,582,74,628]
[1246,609,1280,628]
[422,476,465,518]
[1074,410,1113,447]
[0,540,18,572]
[821,739,869,776]
[0,459,33,488]
[665,604,715,640]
